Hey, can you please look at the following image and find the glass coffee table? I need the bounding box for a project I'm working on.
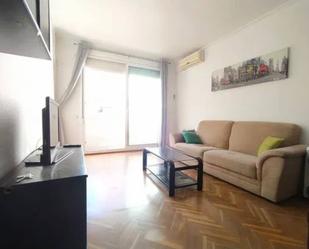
[143,147,203,196]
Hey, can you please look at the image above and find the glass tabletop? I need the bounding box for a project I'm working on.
[145,146,197,162]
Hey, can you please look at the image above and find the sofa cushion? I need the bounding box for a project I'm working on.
[204,163,260,195]
[204,150,257,179]
[229,121,301,156]
[197,120,234,149]
[174,143,219,158]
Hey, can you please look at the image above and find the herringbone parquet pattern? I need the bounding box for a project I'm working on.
[86,152,309,249]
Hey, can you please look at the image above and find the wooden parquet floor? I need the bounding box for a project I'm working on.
[85,151,309,249]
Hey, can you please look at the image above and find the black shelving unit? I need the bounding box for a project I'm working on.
[0,0,51,60]
[0,147,87,249]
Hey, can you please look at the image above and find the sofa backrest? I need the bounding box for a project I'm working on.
[197,120,234,149]
[229,121,301,155]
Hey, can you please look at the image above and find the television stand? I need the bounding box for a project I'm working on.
[24,146,74,166]
[53,149,73,163]
[0,147,87,249]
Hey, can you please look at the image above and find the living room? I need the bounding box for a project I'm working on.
[0,0,309,248]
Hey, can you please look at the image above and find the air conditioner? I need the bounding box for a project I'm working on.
[178,49,205,71]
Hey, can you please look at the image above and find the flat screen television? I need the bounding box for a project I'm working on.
[41,97,60,165]
[25,96,62,166]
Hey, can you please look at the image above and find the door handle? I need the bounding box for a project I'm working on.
[98,107,104,113]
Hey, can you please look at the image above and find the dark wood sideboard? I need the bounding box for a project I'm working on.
[0,147,87,249]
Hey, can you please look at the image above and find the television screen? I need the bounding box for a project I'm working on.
[48,98,59,148]
[42,97,60,165]
[24,96,59,166]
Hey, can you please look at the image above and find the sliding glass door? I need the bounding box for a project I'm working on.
[83,59,161,153]
[83,59,127,152]
[128,67,161,145]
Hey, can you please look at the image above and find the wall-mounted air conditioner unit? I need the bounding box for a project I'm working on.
[178,49,204,71]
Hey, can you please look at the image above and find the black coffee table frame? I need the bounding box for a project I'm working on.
[143,147,203,197]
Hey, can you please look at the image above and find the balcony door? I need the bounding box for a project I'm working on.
[83,59,161,153]
[128,67,162,146]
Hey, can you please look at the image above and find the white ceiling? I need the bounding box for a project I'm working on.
[51,0,292,60]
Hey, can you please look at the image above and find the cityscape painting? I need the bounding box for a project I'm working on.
[211,48,289,91]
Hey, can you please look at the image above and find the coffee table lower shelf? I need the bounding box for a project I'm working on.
[147,164,198,189]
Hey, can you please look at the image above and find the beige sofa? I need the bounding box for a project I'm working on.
[170,120,306,202]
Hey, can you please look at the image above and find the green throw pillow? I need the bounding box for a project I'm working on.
[182,131,202,144]
[257,136,284,156]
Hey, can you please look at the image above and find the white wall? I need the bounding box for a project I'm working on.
[176,0,309,144]
[0,53,53,179]
[54,32,177,145]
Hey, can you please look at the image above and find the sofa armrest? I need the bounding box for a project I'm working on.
[256,144,306,202]
[257,144,306,168]
[169,132,184,146]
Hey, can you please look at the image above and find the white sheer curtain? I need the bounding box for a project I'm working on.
[58,43,90,144]
[160,59,168,147]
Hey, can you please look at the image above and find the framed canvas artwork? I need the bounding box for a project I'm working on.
[211,48,289,91]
